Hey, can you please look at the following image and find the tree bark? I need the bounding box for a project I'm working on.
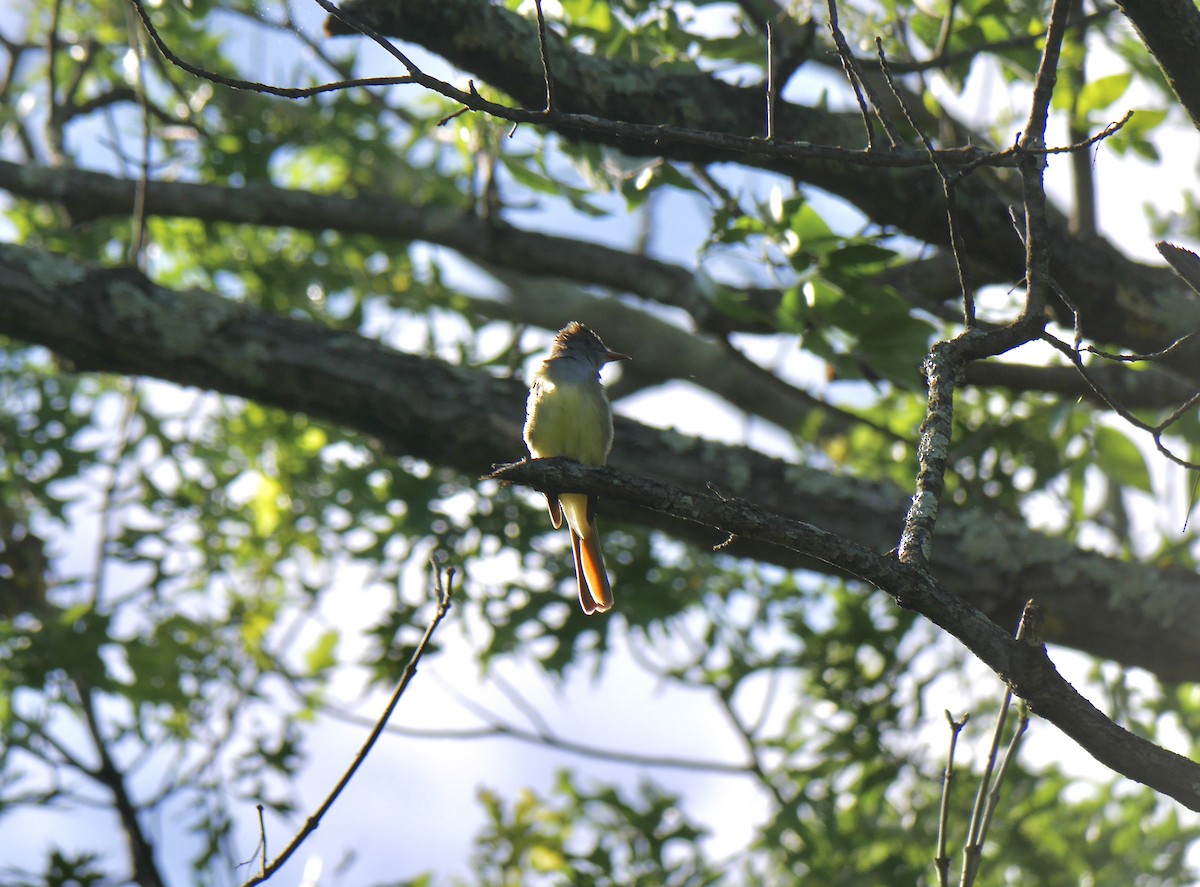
[4,242,1198,682]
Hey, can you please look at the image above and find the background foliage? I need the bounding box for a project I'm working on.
[3,0,1200,884]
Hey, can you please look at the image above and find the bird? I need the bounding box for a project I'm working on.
[523,322,629,614]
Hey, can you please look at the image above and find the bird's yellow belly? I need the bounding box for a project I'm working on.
[525,380,612,465]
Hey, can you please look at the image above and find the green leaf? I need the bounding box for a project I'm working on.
[305,629,340,675]
[251,473,285,537]
[788,203,836,249]
[1092,425,1152,493]
[1077,71,1132,119]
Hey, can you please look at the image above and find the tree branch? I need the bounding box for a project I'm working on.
[74,676,166,887]
[324,0,1200,361]
[1116,0,1200,133]
[3,243,1200,684]
[488,456,1200,812]
[5,158,1199,400]
[0,159,781,338]
[242,568,453,886]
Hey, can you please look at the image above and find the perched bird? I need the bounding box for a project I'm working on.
[523,322,630,614]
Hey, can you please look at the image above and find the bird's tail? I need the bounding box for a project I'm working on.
[562,493,613,614]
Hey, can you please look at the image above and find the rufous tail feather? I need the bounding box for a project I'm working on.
[544,494,563,529]
[571,523,613,615]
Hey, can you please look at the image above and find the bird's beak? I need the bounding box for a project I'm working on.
[604,350,631,364]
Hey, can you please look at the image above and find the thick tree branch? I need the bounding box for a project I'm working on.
[325,0,1200,361]
[6,159,1200,409]
[0,159,779,338]
[489,457,1200,812]
[3,244,1200,684]
[1116,0,1200,133]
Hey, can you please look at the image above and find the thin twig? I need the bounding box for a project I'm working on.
[123,3,151,265]
[961,701,1008,885]
[243,3,416,125]
[1086,328,1200,363]
[92,385,139,609]
[714,686,789,809]
[972,606,1039,871]
[1014,0,1075,327]
[74,675,167,887]
[948,110,1132,183]
[125,0,1110,175]
[45,0,65,163]
[533,0,555,112]
[488,669,555,739]
[975,700,1028,849]
[960,690,1008,886]
[839,8,1116,76]
[957,603,1039,886]
[127,0,415,97]
[746,663,782,737]
[60,36,99,111]
[1040,330,1200,470]
[240,567,455,887]
[298,677,751,775]
[875,37,975,325]
[875,38,945,176]
[935,711,968,887]
[765,21,776,140]
[826,0,884,149]
[933,0,960,60]
[257,805,267,876]
[1021,0,1074,152]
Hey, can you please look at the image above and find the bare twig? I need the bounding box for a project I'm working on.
[127,0,416,97]
[91,385,139,609]
[1040,331,1200,470]
[241,2,417,126]
[122,3,151,265]
[257,805,267,876]
[533,0,555,112]
[826,0,886,149]
[1064,11,1095,238]
[765,20,776,140]
[963,356,1198,408]
[302,677,752,775]
[0,29,31,100]
[976,606,1038,850]
[960,602,1037,887]
[44,0,65,164]
[959,693,1007,886]
[935,711,969,887]
[60,36,99,111]
[1085,328,1200,363]
[976,701,1028,844]
[715,686,790,809]
[1014,0,1075,326]
[240,567,455,887]
[73,675,167,887]
[947,110,1131,184]
[875,37,975,325]
[866,8,1114,75]
[480,669,555,739]
[125,0,1051,173]
[933,0,959,61]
